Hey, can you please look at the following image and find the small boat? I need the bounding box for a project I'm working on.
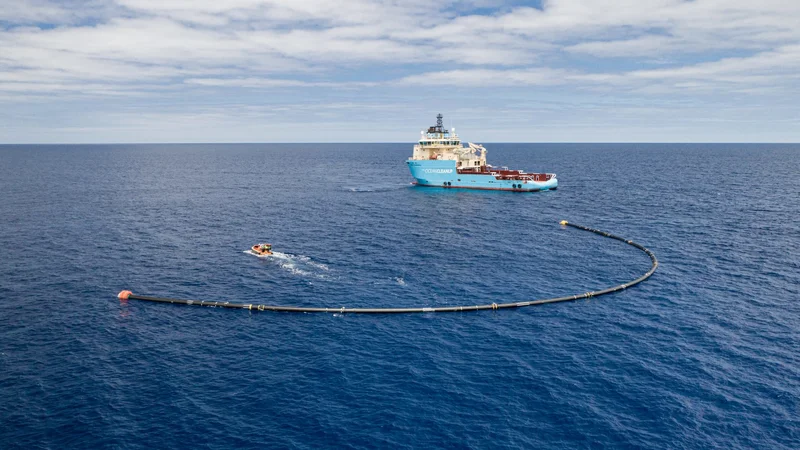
[252,243,273,256]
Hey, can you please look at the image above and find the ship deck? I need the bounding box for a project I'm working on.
[457,167,555,182]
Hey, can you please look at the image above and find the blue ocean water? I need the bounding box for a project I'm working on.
[0,143,798,449]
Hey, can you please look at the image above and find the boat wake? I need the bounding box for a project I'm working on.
[244,250,332,279]
[345,184,412,193]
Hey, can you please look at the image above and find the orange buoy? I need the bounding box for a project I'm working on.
[118,290,132,300]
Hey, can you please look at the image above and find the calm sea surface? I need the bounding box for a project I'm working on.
[1,143,798,448]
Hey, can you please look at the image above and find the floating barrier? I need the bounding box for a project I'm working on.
[117,221,657,314]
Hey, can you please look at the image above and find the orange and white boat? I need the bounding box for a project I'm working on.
[251,243,273,256]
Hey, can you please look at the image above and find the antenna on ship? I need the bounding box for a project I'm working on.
[436,113,443,132]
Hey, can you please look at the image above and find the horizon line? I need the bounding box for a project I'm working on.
[2,141,799,146]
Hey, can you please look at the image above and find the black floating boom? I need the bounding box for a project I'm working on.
[117,221,658,314]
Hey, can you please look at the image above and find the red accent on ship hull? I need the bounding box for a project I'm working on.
[456,168,555,182]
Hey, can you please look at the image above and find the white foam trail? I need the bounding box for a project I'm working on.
[269,251,293,260]
[345,184,410,193]
[245,250,331,279]
[306,260,330,271]
[243,249,271,258]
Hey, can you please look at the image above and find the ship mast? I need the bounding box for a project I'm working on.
[427,113,446,136]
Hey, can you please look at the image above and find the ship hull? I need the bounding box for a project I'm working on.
[407,160,557,192]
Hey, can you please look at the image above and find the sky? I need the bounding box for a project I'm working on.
[1,0,799,143]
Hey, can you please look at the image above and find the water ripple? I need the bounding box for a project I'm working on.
[0,143,798,449]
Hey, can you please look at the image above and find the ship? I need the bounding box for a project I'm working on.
[406,114,557,192]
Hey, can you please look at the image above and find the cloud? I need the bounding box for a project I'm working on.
[112,0,466,30]
[0,0,117,25]
[398,68,569,87]
[570,44,800,92]
[1,0,797,96]
[0,1,799,142]
[184,77,378,88]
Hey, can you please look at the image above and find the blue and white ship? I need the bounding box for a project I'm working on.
[407,114,557,192]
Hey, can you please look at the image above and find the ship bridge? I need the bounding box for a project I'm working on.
[410,114,486,171]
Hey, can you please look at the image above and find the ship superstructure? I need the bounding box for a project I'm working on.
[406,114,557,192]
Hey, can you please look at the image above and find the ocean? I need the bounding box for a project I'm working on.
[1,143,798,448]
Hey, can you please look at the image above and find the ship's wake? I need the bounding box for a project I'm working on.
[345,183,412,193]
[244,250,332,279]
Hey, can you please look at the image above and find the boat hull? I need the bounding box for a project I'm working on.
[251,246,273,256]
[406,160,557,192]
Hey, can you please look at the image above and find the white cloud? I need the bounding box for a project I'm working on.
[1,0,797,97]
[0,0,118,24]
[183,77,378,88]
[571,44,800,89]
[398,68,569,87]
[115,0,448,27]
[0,0,799,142]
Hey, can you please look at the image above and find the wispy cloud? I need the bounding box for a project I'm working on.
[398,68,569,87]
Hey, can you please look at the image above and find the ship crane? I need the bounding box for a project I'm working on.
[467,142,487,158]
[452,142,485,157]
